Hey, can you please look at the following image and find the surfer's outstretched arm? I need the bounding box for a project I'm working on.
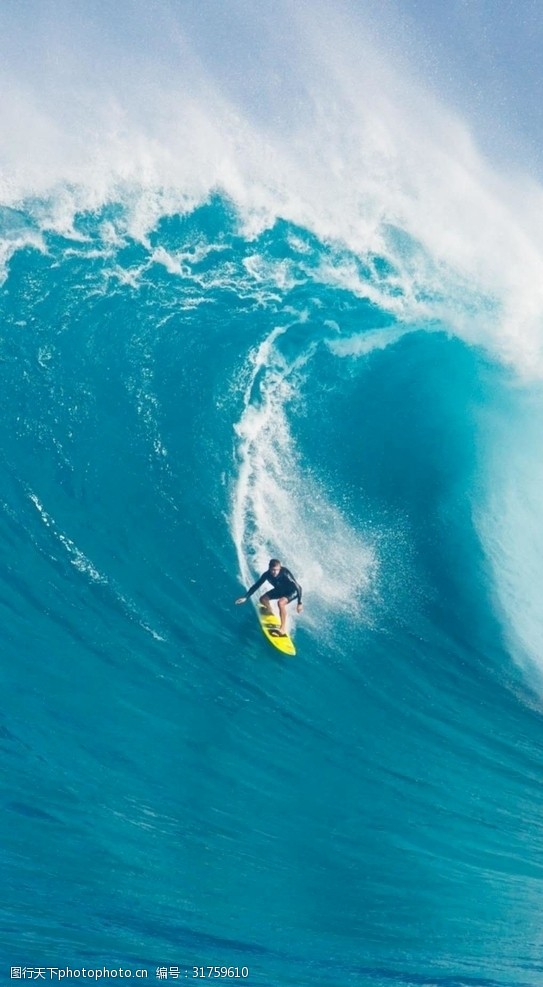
[235,572,267,604]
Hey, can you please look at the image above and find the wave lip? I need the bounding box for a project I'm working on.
[3,2,543,375]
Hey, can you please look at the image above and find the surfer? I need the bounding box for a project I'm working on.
[235,558,303,636]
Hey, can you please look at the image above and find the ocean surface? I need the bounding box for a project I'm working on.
[2,3,543,986]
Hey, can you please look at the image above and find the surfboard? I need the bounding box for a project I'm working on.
[257,604,296,656]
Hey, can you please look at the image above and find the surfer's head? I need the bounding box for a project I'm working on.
[268,558,281,574]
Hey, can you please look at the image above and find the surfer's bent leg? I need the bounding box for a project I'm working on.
[278,597,289,634]
[277,590,299,635]
[259,593,273,613]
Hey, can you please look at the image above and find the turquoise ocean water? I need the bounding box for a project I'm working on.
[2,4,543,986]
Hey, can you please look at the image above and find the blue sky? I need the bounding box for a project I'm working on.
[373,0,543,172]
[1,0,543,191]
[145,0,543,177]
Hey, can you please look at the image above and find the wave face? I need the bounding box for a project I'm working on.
[3,4,543,986]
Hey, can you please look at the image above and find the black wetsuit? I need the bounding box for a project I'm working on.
[246,567,302,604]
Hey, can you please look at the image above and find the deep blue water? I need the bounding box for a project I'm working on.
[2,195,543,987]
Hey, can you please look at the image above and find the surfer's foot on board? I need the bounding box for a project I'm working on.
[270,628,287,637]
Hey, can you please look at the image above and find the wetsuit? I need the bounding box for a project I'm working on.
[246,567,302,605]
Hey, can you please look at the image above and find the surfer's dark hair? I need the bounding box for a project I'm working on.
[269,558,281,567]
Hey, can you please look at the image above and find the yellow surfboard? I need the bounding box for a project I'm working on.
[257,604,296,656]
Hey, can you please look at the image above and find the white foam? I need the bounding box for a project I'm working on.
[0,224,46,286]
[231,325,376,627]
[327,325,415,359]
